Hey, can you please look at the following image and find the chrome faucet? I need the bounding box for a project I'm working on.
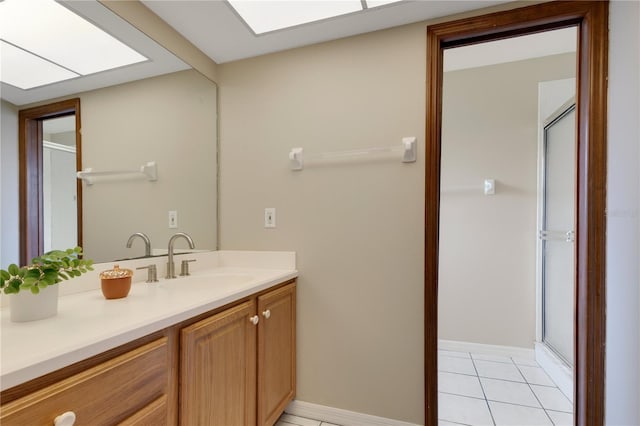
[126,232,151,257]
[166,232,195,279]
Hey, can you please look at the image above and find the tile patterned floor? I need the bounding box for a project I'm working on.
[438,349,573,426]
[276,413,341,426]
[277,351,571,426]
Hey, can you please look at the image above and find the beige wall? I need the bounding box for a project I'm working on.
[1,101,20,266]
[80,69,217,262]
[439,53,576,348]
[606,1,640,423]
[219,22,427,423]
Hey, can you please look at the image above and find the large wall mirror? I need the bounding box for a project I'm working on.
[1,0,218,265]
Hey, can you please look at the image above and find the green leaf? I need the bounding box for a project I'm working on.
[4,286,18,294]
[8,278,22,289]
[8,264,19,276]
[25,269,41,279]
[23,276,38,286]
[43,270,58,282]
[1,247,93,294]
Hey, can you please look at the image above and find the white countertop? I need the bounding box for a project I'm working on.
[0,251,297,391]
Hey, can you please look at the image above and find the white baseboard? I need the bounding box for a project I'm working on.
[285,400,420,426]
[439,339,535,360]
[535,342,573,403]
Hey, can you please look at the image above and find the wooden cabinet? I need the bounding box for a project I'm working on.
[257,283,296,426]
[0,338,171,426]
[0,279,296,426]
[180,281,296,426]
[180,300,257,426]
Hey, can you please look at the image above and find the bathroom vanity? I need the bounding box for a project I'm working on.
[0,251,297,426]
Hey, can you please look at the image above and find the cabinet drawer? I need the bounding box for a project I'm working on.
[0,338,169,426]
[119,395,167,426]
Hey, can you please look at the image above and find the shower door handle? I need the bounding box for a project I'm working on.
[539,230,575,243]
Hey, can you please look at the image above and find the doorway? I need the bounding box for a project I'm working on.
[19,99,82,264]
[425,2,608,425]
[42,115,79,252]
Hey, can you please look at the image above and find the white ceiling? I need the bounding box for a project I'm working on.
[2,0,578,107]
[142,0,512,64]
[1,1,189,106]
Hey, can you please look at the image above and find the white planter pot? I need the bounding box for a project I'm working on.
[10,285,59,322]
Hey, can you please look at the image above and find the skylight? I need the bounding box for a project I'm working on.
[228,0,404,35]
[0,0,147,90]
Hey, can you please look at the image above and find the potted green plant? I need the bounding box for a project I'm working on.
[0,247,94,322]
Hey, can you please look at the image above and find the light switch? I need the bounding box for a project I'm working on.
[484,179,495,195]
[169,210,178,228]
[264,208,276,228]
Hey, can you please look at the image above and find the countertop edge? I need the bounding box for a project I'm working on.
[0,269,298,392]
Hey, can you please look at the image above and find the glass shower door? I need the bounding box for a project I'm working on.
[541,103,576,366]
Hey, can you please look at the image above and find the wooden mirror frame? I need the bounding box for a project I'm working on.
[19,98,83,265]
[425,2,608,425]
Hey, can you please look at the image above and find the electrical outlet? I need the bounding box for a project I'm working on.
[169,210,178,228]
[264,208,276,228]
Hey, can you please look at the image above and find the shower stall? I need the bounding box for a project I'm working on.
[536,79,576,401]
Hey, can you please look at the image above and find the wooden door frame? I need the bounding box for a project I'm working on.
[425,2,608,425]
[19,98,83,264]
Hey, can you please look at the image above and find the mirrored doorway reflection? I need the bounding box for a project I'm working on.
[42,115,78,252]
[437,27,576,426]
[19,98,82,264]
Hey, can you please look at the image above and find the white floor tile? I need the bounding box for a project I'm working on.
[546,410,574,426]
[518,365,556,386]
[512,357,539,367]
[439,371,485,398]
[440,350,472,359]
[474,360,525,382]
[277,422,299,426]
[439,421,468,426]
[320,423,341,426]
[439,355,477,375]
[489,401,553,426]
[531,385,573,413]
[480,377,541,408]
[439,392,494,426]
[471,353,513,364]
[279,414,322,426]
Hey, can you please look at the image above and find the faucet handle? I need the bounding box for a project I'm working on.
[180,259,197,277]
[136,264,158,283]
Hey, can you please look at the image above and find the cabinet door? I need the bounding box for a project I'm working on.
[0,338,169,426]
[257,283,296,426]
[180,300,257,426]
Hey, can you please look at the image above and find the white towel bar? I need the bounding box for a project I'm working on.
[289,137,416,171]
[77,161,157,185]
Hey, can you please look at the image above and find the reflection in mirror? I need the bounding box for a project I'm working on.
[4,1,218,265]
[79,69,217,263]
[437,28,577,424]
[42,115,78,252]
